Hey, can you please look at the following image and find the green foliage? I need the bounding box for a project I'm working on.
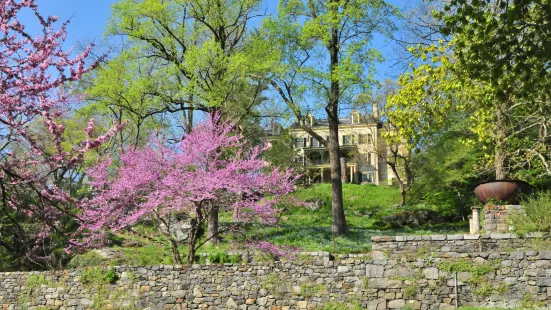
[298,282,327,297]
[25,274,52,290]
[411,115,489,215]
[321,302,363,310]
[67,251,106,269]
[438,259,500,276]
[207,253,242,264]
[80,267,118,287]
[19,275,54,309]
[404,285,417,298]
[512,191,551,233]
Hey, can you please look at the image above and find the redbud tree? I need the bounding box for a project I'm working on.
[74,114,299,264]
[0,0,120,269]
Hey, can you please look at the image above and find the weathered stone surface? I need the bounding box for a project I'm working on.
[537,277,551,286]
[366,264,384,278]
[0,235,550,310]
[387,299,405,308]
[423,268,438,280]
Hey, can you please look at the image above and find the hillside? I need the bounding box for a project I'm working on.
[69,184,468,267]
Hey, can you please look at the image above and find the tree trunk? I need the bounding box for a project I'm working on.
[326,6,348,235]
[206,204,219,245]
[187,204,204,265]
[169,238,183,265]
[495,102,508,180]
[399,181,406,207]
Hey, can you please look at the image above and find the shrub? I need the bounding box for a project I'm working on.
[512,191,551,233]
[80,267,118,286]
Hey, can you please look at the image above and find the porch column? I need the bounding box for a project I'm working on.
[320,168,324,183]
[350,166,354,183]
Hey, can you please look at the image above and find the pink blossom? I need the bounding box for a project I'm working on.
[71,114,300,255]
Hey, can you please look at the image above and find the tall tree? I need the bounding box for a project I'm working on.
[258,0,397,235]
[104,0,270,243]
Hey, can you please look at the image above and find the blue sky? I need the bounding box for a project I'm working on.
[28,0,409,79]
[23,0,412,123]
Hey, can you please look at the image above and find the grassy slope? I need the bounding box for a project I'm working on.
[248,184,468,253]
[70,184,468,266]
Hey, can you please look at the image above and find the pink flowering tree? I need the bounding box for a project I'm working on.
[0,0,121,268]
[74,114,299,264]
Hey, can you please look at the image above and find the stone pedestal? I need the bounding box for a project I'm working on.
[483,204,523,232]
[471,206,481,233]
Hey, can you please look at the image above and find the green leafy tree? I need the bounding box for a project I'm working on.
[258,0,397,235]
[411,115,489,216]
[93,0,271,244]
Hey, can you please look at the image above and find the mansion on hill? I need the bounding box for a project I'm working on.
[267,109,398,186]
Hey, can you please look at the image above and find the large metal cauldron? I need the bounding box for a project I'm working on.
[474,180,531,204]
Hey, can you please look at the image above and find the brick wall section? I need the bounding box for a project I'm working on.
[0,236,550,310]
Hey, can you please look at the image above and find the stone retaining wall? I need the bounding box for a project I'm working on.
[371,233,549,255]
[2,245,551,310]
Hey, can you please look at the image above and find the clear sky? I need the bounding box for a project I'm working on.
[28,0,408,79]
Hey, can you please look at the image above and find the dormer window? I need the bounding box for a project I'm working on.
[351,111,361,124]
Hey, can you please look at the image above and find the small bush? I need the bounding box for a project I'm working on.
[80,267,118,287]
[512,191,551,233]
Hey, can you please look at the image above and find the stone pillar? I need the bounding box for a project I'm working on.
[350,166,354,183]
[340,157,347,183]
[471,206,481,233]
[483,204,523,232]
[469,215,474,234]
[320,168,324,183]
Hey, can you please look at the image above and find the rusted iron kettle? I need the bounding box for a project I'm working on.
[474,180,531,204]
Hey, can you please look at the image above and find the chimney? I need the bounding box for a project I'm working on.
[308,113,315,126]
[372,103,379,121]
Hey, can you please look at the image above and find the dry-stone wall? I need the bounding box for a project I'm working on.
[371,232,549,254]
[1,235,551,310]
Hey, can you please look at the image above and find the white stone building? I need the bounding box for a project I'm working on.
[286,109,398,185]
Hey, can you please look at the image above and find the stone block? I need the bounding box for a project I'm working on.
[536,277,551,286]
[226,297,238,309]
[366,264,384,278]
[539,251,551,260]
[388,299,405,308]
[490,233,516,239]
[446,235,463,240]
[296,301,307,309]
[366,299,386,310]
[430,235,447,241]
[423,268,439,280]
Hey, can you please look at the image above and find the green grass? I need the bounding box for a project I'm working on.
[69,183,469,266]
[239,184,468,253]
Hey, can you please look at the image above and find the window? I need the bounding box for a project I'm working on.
[343,135,352,145]
[352,113,360,124]
[295,138,306,148]
[367,134,372,145]
[311,137,320,147]
[367,153,372,165]
[294,157,304,165]
[359,134,367,144]
[362,173,373,182]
